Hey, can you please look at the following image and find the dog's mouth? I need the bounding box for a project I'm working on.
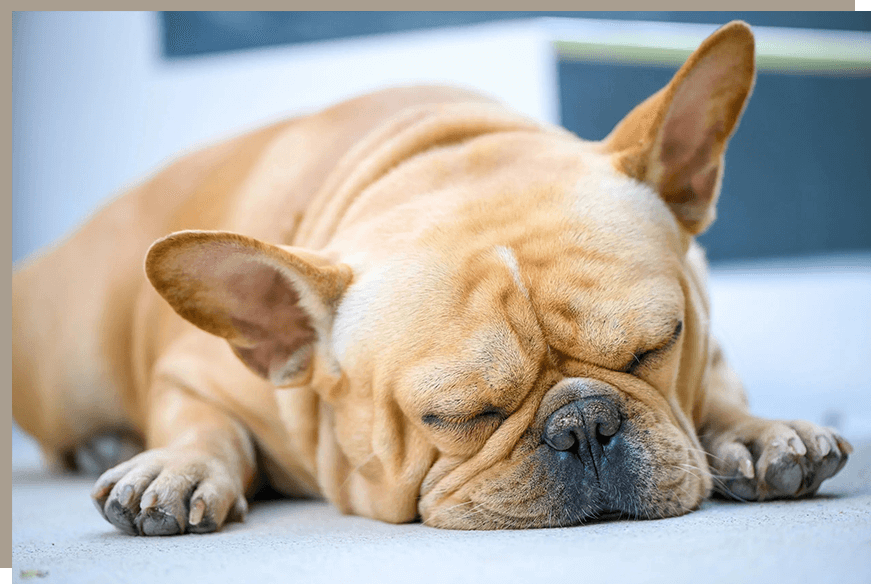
[417,380,708,530]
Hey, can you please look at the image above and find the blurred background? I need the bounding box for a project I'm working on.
[11,12,871,464]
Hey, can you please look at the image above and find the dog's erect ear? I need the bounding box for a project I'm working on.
[605,21,756,234]
[146,231,352,387]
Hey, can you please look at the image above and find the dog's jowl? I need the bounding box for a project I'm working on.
[13,21,851,535]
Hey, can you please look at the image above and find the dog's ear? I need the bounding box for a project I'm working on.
[605,21,756,234]
[146,230,352,387]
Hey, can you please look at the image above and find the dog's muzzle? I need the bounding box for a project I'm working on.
[538,378,640,519]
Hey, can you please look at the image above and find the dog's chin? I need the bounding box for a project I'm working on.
[422,504,628,531]
[422,484,704,530]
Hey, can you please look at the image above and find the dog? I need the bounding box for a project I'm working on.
[13,21,851,535]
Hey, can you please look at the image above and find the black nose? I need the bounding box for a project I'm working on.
[543,397,622,453]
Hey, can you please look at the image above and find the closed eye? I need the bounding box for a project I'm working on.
[422,406,506,431]
[626,320,683,374]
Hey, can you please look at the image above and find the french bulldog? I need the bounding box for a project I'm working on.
[12,21,851,535]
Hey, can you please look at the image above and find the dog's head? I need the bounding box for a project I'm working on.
[147,22,755,528]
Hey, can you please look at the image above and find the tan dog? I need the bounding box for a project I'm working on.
[13,21,851,535]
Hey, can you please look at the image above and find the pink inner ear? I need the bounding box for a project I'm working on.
[654,49,745,229]
[214,253,316,380]
[659,57,726,193]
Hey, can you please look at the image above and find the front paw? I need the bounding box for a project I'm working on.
[91,448,247,536]
[704,419,852,501]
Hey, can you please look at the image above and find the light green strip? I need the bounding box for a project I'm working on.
[554,40,871,76]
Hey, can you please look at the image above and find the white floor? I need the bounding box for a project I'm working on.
[10,425,871,584]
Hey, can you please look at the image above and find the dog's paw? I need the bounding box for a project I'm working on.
[704,418,852,501]
[91,448,247,536]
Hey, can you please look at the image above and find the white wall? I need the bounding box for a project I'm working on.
[708,256,871,441]
[13,12,155,263]
[12,12,558,263]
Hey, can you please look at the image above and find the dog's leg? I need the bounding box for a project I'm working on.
[698,341,852,501]
[91,378,255,535]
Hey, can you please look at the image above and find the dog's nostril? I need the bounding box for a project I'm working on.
[543,397,622,452]
[595,427,615,447]
[595,413,621,440]
[546,429,578,452]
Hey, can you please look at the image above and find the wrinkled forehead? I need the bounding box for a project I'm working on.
[332,162,685,371]
[334,246,682,391]
[441,240,685,373]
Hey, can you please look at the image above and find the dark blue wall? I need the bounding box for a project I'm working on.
[161,12,871,59]
[559,63,871,261]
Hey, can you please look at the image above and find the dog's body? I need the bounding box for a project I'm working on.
[13,22,850,535]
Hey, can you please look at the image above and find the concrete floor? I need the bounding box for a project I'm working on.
[10,425,871,584]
